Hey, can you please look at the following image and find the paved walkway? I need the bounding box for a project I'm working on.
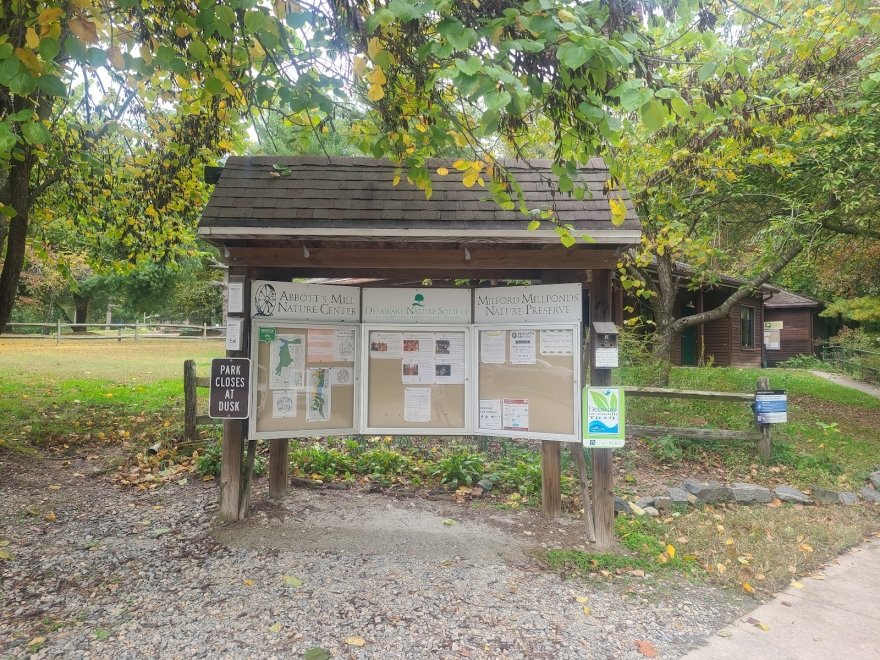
[811,370,880,400]
[683,537,880,660]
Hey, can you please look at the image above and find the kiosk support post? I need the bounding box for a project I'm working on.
[590,269,615,548]
[219,269,251,521]
[269,438,290,498]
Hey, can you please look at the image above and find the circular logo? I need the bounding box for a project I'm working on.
[276,395,294,413]
[335,368,351,385]
[338,341,354,357]
[254,283,276,316]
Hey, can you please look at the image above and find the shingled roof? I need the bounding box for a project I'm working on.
[198,156,640,245]
[764,289,822,308]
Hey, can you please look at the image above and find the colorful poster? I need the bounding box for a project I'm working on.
[480,330,506,364]
[271,390,297,418]
[269,334,305,389]
[502,398,529,431]
[307,328,336,362]
[509,330,537,365]
[369,332,402,359]
[402,332,435,358]
[479,399,502,430]
[540,329,573,356]
[434,332,465,384]
[583,387,625,448]
[404,388,431,423]
[306,367,331,422]
[402,358,435,385]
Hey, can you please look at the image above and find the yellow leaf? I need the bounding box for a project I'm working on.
[48,484,61,490]
[742,582,755,594]
[28,637,46,647]
[392,175,401,186]
[283,575,303,587]
[666,544,676,559]
[609,198,626,226]
[716,563,726,574]
[26,27,40,49]
[352,55,367,78]
[268,623,282,633]
[575,596,588,604]
[0,549,14,560]
[724,538,734,546]
[790,580,804,589]
[367,84,385,102]
[345,636,367,647]
[799,543,814,554]
[582,605,591,616]
[243,578,254,587]
[44,512,57,522]
[68,17,98,43]
[757,622,769,632]
[452,159,470,171]
[367,66,386,85]
[436,167,449,176]
[462,170,479,188]
[367,37,382,60]
[38,7,65,25]
[15,48,42,74]
[0,540,9,547]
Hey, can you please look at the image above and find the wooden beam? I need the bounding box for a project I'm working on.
[227,246,618,270]
[269,438,290,498]
[590,269,615,549]
[183,360,197,443]
[757,376,772,461]
[628,425,762,442]
[541,442,562,518]
[624,387,754,402]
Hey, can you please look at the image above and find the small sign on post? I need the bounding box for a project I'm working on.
[592,321,619,369]
[209,358,251,420]
[583,387,626,448]
[755,389,787,424]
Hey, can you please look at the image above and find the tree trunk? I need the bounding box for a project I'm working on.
[0,157,32,334]
[72,293,89,333]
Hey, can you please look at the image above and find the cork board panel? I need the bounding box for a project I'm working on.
[252,324,357,436]
[477,328,577,437]
[366,329,467,430]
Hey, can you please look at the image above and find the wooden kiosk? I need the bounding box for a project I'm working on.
[198,156,640,547]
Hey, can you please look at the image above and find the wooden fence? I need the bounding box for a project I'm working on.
[183,359,221,442]
[625,377,773,460]
[2,321,225,343]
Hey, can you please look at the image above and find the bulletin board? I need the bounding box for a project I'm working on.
[474,324,581,442]
[361,325,470,434]
[249,322,358,439]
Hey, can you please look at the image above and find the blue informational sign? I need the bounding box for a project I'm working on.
[755,390,787,424]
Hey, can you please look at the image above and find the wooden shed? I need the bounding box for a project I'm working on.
[763,289,824,367]
[198,155,641,535]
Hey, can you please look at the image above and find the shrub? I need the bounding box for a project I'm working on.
[646,435,683,464]
[355,447,414,479]
[431,446,485,489]
[289,444,355,480]
[196,439,266,477]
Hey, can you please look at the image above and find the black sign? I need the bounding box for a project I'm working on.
[209,358,251,419]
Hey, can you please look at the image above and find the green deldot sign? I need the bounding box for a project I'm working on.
[259,327,276,342]
[583,387,626,449]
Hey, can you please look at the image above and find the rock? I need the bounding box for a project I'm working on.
[653,496,672,512]
[860,486,880,503]
[812,486,842,505]
[476,478,494,493]
[839,492,859,506]
[682,478,731,503]
[628,502,646,516]
[291,477,323,489]
[774,485,812,504]
[667,487,690,506]
[870,471,880,490]
[686,493,699,505]
[730,482,773,505]
[614,497,628,514]
[635,496,655,509]
[643,506,660,517]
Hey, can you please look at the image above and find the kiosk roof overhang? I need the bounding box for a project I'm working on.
[199,156,641,247]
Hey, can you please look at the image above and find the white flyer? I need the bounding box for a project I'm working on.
[509,330,537,365]
[434,332,465,384]
[479,399,502,430]
[334,329,356,362]
[269,334,305,389]
[370,332,402,359]
[225,318,242,351]
[305,367,331,422]
[402,358,435,384]
[271,390,298,418]
[330,366,354,387]
[404,387,431,423]
[402,332,435,358]
[480,330,506,364]
[434,358,464,384]
[227,281,244,314]
[502,398,529,431]
[594,346,619,368]
[540,329,573,356]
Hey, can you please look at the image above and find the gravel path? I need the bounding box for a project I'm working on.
[1,454,749,659]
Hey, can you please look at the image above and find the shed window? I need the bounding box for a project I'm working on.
[741,306,755,349]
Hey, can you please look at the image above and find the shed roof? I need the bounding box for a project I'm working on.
[764,289,822,308]
[198,156,640,245]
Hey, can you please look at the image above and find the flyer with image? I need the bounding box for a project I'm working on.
[370,332,403,359]
[509,330,537,365]
[306,367,331,422]
[269,334,305,389]
[502,398,529,431]
[479,399,502,430]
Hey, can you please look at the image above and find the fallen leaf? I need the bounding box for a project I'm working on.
[582,606,591,616]
[283,575,302,588]
[666,544,676,559]
[442,519,457,526]
[781,600,792,607]
[790,580,804,589]
[303,648,331,660]
[575,596,589,604]
[746,617,769,631]
[716,629,733,638]
[716,563,727,574]
[48,484,61,490]
[768,498,782,508]
[28,637,46,647]
[742,582,755,594]
[799,543,814,554]
[634,639,657,657]
[44,512,57,522]
[0,540,10,547]
[345,636,367,647]
[243,578,254,587]
[0,549,14,561]
[177,478,188,486]
[724,538,734,546]
[268,623,282,633]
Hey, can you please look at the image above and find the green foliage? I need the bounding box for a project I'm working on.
[546,548,654,574]
[355,447,415,480]
[196,439,266,478]
[646,435,683,465]
[777,355,826,370]
[431,446,485,490]
[289,445,356,481]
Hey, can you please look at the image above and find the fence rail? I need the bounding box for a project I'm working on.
[624,379,772,460]
[184,359,222,441]
[821,345,880,385]
[1,321,226,343]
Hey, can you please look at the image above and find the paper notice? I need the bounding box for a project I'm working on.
[370,332,402,359]
[480,330,506,364]
[334,329,356,362]
[540,329,573,356]
[306,367,331,422]
[434,358,464,384]
[479,399,502,430]
[271,390,297,418]
[402,332,435,358]
[225,318,242,351]
[502,398,529,431]
[402,358,435,385]
[434,332,465,384]
[227,281,244,314]
[404,387,431,423]
[509,330,537,365]
[330,366,354,386]
[307,328,335,362]
[594,346,619,368]
[270,334,305,389]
